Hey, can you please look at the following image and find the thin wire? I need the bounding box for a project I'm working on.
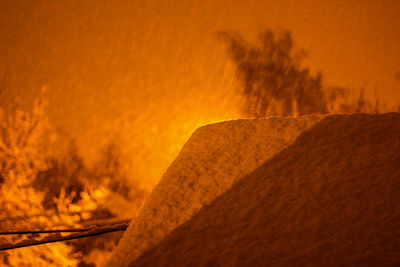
[0,228,98,235]
[0,223,129,252]
[0,218,132,235]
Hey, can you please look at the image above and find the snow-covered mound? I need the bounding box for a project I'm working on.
[107,115,322,266]
[130,113,400,266]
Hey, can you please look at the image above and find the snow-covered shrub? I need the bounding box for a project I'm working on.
[0,96,80,266]
[0,94,135,266]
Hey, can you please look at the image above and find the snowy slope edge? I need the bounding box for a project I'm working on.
[107,115,323,266]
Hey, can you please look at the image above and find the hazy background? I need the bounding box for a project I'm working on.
[1,0,399,186]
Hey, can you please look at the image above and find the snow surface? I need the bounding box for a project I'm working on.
[107,115,323,266]
[129,113,400,266]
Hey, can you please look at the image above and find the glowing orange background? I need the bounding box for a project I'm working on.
[1,0,399,186]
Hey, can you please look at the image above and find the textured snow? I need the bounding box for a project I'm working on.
[130,113,400,266]
[107,115,323,266]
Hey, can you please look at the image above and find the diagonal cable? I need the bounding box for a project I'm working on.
[0,222,129,252]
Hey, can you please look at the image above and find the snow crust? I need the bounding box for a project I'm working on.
[107,115,322,266]
[130,113,400,266]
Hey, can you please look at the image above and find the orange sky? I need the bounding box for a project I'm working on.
[1,0,399,184]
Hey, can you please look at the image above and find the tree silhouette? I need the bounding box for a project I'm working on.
[218,29,328,117]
